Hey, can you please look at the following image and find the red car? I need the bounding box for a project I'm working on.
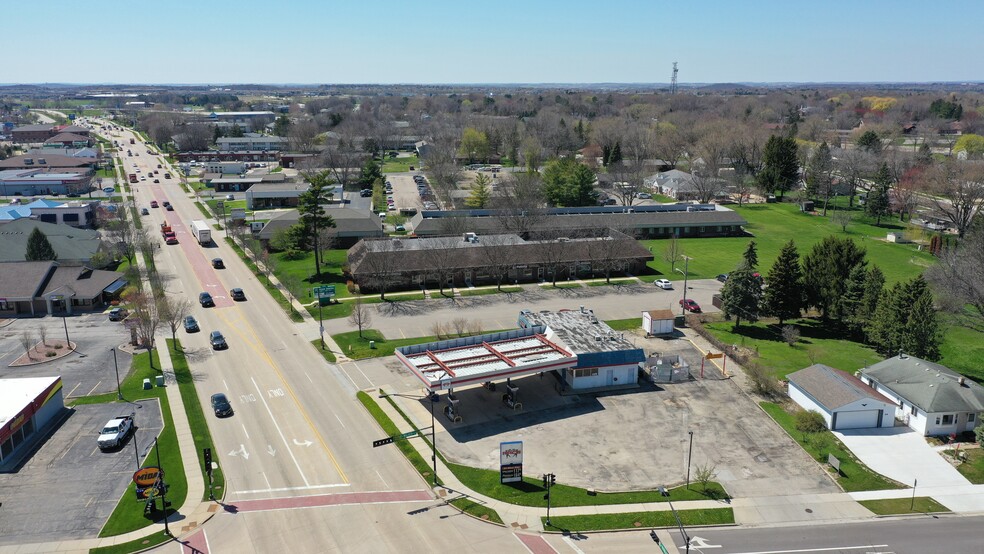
[679,298,702,313]
[150,200,159,208]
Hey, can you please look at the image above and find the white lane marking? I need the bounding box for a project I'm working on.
[375,470,388,488]
[293,439,313,447]
[261,471,271,489]
[335,362,361,391]
[241,424,250,440]
[728,546,890,554]
[251,376,309,486]
[562,536,586,554]
[232,483,351,494]
[334,413,345,428]
[223,380,229,390]
[351,361,374,387]
[691,535,722,548]
[304,371,313,383]
[202,531,212,554]
[267,445,276,456]
[87,381,102,396]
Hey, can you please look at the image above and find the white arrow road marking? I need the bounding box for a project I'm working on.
[690,536,722,548]
[228,444,249,460]
[293,439,313,447]
[267,445,276,456]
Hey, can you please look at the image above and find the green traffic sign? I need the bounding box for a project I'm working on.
[399,430,418,439]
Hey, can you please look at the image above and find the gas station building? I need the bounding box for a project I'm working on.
[0,376,64,470]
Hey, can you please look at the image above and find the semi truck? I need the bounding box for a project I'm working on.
[191,220,211,245]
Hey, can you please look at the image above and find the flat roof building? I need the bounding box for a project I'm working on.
[0,376,64,470]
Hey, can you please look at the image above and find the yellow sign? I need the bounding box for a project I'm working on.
[133,467,163,487]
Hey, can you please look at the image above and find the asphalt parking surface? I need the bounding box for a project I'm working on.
[0,399,164,544]
[0,314,134,400]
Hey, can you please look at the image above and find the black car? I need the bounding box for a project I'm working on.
[199,292,214,307]
[211,258,224,269]
[183,315,199,333]
[359,189,372,197]
[230,288,246,301]
[210,393,233,417]
[209,330,228,350]
[716,273,729,283]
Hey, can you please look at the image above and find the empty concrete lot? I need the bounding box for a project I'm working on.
[387,336,836,500]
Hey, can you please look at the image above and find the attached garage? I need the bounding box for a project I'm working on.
[787,364,896,431]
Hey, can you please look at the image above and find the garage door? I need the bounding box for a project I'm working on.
[834,410,879,430]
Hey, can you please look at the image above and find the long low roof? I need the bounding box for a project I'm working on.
[395,327,577,391]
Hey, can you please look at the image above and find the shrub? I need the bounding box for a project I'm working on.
[747,362,783,398]
[795,410,828,434]
[346,280,357,294]
[781,325,801,346]
[283,249,306,261]
[975,424,984,447]
[45,351,57,357]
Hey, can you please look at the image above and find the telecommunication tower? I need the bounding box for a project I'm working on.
[670,62,679,94]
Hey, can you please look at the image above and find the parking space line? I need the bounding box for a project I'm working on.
[351,362,374,388]
[86,381,102,396]
[67,381,82,398]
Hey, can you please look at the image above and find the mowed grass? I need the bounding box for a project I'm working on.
[938,319,984,382]
[703,318,884,379]
[544,508,734,532]
[642,203,934,285]
[273,249,352,300]
[761,402,903,492]
[949,448,984,483]
[381,154,420,173]
[859,497,950,515]
[332,329,438,359]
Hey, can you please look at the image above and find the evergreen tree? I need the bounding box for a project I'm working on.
[802,236,867,320]
[855,130,882,154]
[298,171,337,276]
[865,163,892,225]
[867,276,939,358]
[609,142,622,166]
[228,124,245,138]
[601,144,612,167]
[464,173,493,209]
[273,115,291,137]
[25,227,57,261]
[721,243,762,330]
[542,158,599,207]
[758,135,799,199]
[805,142,834,214]
[858,266,885,337]
[358,159,383,188]
[762,240,803,325]
[902,290,942,360]
[916,143,933,166]
[868,286,903,355]
[840,265,868,335]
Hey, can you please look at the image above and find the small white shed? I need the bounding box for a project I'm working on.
[642,309,675,336]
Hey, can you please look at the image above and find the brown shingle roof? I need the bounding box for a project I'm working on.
[0,261,56,298]
[788,364,894,410]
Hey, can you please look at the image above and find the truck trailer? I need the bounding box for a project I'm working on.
[190,220,211,245]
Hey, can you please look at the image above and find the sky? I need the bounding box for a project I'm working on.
[6,0,984,85]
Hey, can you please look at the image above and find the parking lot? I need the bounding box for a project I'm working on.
[0,314,134,400]
[0,399,163,545]
[388,174,427,214]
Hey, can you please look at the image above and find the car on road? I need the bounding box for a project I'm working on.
[153,179,160,183]
[199,292,214,307]
[211,258,224,269]
[209,330,228,350]
[150,200,158,208]
[636,192,652,199]
[225,194,234,200]
[654,279,673,290]
[183,315,199,333]
[716,273,729,283]
[211,393,233,417]
[165,235,178,245]
[165,204,173,211]
[230,288,246,301]
[359,189,372,197]
[108,307,128,321]
[679,298,702,313]
[140,208,149,215]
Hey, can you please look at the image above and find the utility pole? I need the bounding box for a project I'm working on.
[111,347,122,400]
[686,430,694,489]
[430,391,438,486]
[677,255,693,317]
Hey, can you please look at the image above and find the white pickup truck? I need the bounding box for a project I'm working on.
[97,412,135,450]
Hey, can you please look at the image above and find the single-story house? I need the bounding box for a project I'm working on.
[44,132,94,148]
[348,230,654,292]
[0,261,126,317]
[787,364,896,430]
[860,354,984,436]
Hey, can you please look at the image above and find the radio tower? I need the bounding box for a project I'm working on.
[670,62,679,94]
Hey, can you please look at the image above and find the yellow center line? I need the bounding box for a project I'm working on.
[216,306,349,483]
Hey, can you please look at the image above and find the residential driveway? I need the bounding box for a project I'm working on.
[835,427,968,488]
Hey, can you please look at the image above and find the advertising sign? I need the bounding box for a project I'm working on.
[231,208,246,221]
[499,441,523,484]
[132,466,164,487]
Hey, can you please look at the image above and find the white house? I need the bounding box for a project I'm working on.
[787,364,896,430]
[860,354,984,436]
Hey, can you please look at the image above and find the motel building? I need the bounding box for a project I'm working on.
[394,308,645,422]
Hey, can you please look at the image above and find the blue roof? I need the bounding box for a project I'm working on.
[24,199,63,209]
[0,205,32,220]
[103,279,127,295]
[575,349,646,369]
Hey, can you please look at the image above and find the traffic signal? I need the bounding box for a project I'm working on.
[542,474,549,489]
[203,448,212,470]
[549,474,556,486]
[649,530,660,543]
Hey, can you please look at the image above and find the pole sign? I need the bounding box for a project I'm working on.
[499,441,524,484]
[133,466,163,487]
[313,285,336,299]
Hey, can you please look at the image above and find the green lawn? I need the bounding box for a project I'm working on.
[381,154,419,173]
[332,329,437,359]
[859,497,950,515]
[273,249,353,301]
[604,318,642,331]
[310,338,337,363]
[587,278,637,287]
[89,531,172,554]
[761,402,903,492]
[448,498,504,524]
[457,286,523,297]
[224,238,304,322]
[642,203,934,285]
[948,448,984,483]
[357,392,439,484]
[546,282,583,289]
[938,319,984,382]
[543,508,734,532]
[168,339,224,500]
[703,318,883,379]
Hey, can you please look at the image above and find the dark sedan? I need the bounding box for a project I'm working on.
[210,393,233,417]
[183,315,199,333]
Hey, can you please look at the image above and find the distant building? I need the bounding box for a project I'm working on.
[0,199,99,228]
[257,207,383,247]
[0,153,100,171]
[175,151,280,163]
[245,182,310,210]
[216,136,286,152]
[43,133,93,148]
[0,219,106,264]
[11,124,89,144]
[0,169,93,196]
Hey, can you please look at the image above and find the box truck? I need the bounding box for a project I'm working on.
[191,220,211,245]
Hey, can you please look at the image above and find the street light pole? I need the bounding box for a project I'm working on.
[154,436,171,536]
[111,348,122,400]
[62,314,70,346]
[430,391,438,486]
[686,430,694,489]
[679,255,693,317]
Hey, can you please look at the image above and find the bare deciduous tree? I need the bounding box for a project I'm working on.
[492,171,549,235]
[479,234,514,290]
[423,237,460,296]
[694,463,718,493]
[451,318,468,336]
[158,295,192,345]
[664,235,681,273]
[348,295,372,339]
[927,225,984,317]
[38,325,47,347]
[929,161,984,238]
[781,325,801,346]
[129,291,160,368]
[21,331,34,360]
[830,208,853,232]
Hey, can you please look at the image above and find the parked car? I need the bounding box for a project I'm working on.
[209,330,228,350]
[359,189,372,197]
[230,288,246,301]
[679,298,702,313]
[636,192,652,199]
[395,224,406,232]
[165,204,173,211]
[210,393,233,417]
[211,258,224,269]
[716,273,729,283]
[183,316,199,333]
[226,194,234,200]
[199,292,214,307]
[108,307,128,321]
[654,279,673,290]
